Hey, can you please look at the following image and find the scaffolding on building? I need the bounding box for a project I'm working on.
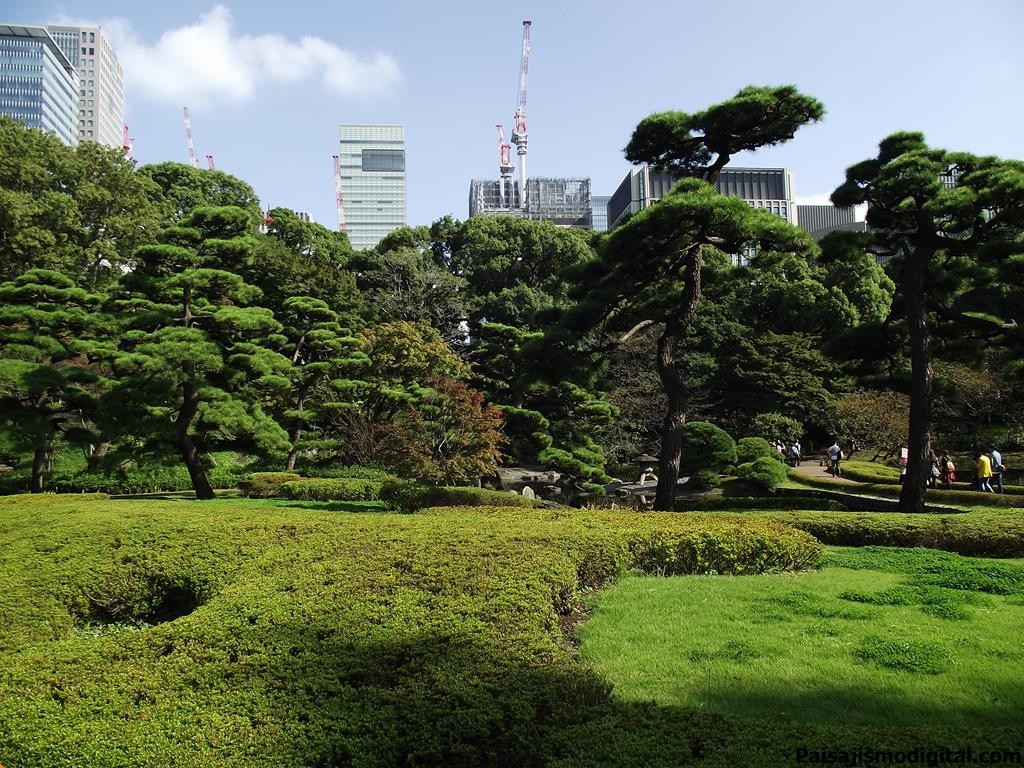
[469,177,592,228]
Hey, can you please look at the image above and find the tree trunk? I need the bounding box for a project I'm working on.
[85,441,110,473]
[178,365,215,499]
[179,437,215,500]
[652,245,704,511]
[284,428,301,472]
[31,448,46,493]
[898,249,934,513]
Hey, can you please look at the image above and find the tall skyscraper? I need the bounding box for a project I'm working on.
[0,24,78,146]
[46,24,124,148]
[338,124,406,250]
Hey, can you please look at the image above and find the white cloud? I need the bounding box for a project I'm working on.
[53,6,400,106]
[796,192,867,222]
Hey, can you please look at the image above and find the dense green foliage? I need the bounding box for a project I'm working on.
[0,496,821,766]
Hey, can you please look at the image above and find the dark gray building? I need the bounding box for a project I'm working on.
[607,165,797,230]
[591,195,610,233]
[796,204,860,241]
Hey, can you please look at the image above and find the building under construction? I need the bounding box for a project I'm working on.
[468,177,592,228]
[467,21,593,230]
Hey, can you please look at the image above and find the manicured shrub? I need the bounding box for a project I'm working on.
[380,480,538,513]
[737,456,789,492]
[0,495,826,767]
[840,460,899,484]
[681,422,736,475]
[686,469,721,491]
[763,509,1024,557]
[736,437,784,465]
[278,478,385,501]
[674,496,848,512]
[302,465,396,481]
[749,412,803,444]
[237,472,301,498]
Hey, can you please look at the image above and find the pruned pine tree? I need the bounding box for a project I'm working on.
[0,270,107,491]
[832,133,1024,512]
[102,206,290,499]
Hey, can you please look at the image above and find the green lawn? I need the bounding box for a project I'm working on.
[578,546,1024,731]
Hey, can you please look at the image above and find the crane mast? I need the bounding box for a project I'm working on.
[332,154,346,232]
[496,124,514,208]
[121,124,134,158]
[182,107,199,168]
[510,20,531,209]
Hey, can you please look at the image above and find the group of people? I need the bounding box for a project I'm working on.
[775,440,803,467]
[915,447,1005,493]
[971,446,1006,493]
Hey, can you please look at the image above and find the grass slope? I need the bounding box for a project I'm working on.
[0,495,819,768]
[579,547,1024,733]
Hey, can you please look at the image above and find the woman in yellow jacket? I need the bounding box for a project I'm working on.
[975,451,994,492]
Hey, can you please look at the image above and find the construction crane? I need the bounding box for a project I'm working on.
[206,155,216,170]
[183,107,199,168]
[331,155,346,232]
[510,19,532,209]
[496,124,514,208]
[121,124,134,158]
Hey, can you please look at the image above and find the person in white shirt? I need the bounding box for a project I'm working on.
[989,445,1004,494]
[827,440,843,476]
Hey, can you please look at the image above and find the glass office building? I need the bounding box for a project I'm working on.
[591,195,610,232]
[0,24,78,146]
[338,124,407,250]
[46,25,124,148]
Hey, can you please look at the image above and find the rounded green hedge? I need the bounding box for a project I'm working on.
[737,456,789,492]
[278,478,385,501]
[237,472,302,498]
[381,481,537,513]
[736,437,784,465]
[681,422,737,475]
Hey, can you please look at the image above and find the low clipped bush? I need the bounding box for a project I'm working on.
[736,437,784,465]
[381,481,537,513]
[301,466,396,481]
[675,496,848,512]
[686,469,721,491]
[681,422,737,475]
[736,456,789,492]
[792,470,1024,507]
[840,460,900,484]
[0,495,825,766]
[762,509,1024,557]
[278,478,385,501]
[237,472,301,498]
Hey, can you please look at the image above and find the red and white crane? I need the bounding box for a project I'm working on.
[182,107,199,168]
[510,19,532,208]
[332,154,346,232]
[496,123,514,208]
[121,124,134,158]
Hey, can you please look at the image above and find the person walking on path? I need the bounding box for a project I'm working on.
[940,451,956,490]
[789,440,802,467]
[927,450,940,488]
[827,440,843,477]
[976,451,994,492]
[989,445,1005,494]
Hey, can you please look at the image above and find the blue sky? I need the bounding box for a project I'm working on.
[9,0,1024,229]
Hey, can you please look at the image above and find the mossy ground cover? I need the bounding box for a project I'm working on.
[579,546,1024,745]
[0,494,821,768]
